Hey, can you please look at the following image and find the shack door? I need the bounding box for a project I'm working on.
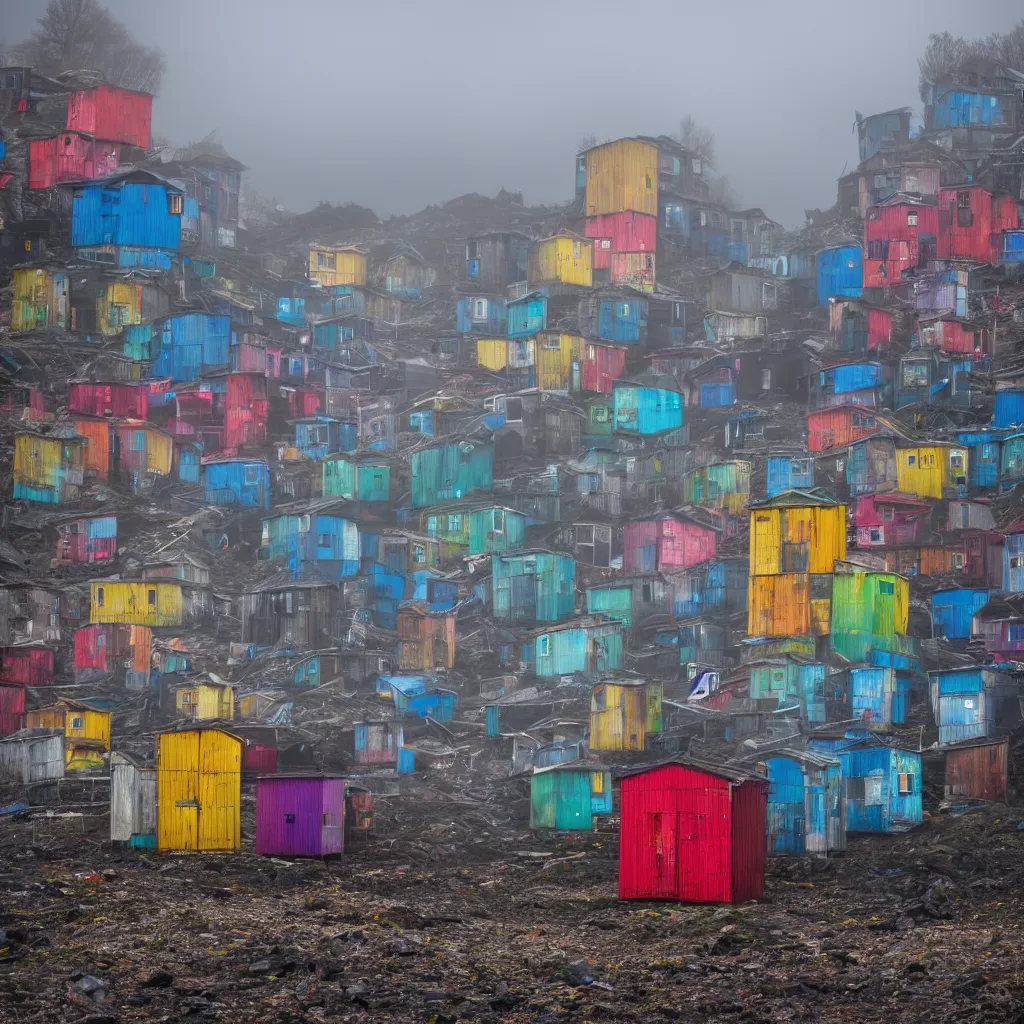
[554,770,593,830]
[643,810,679,899]
[321,780,344,855]
[197,732,240,851]
[677,790,731,902]
[158,731,199,851]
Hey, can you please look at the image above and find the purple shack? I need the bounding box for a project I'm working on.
[255,774,345,857]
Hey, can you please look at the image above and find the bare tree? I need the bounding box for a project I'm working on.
[576,134,597,155]
[14,0,165,94]
[709,174,737,209]
[918,20,1024,100]
[674,115,716,168]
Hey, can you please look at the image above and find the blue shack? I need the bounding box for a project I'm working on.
[849,665,904,727]
[506,292,547,338]
[359,563,406,630]
[810,361,884,410]
[203,457,270,508]
[762,750,846,857]
[932,588,991,641]
[808,734,922,833]
[276,295,306,325]
[671,558,749,620]
[816,245,863,305]
[530,763,613,830]
[957,429,1006,490]
[766,455,814,497]
[928,667,1023,747]
[613,377,684,435]
[1004,531,1024,592]
[410,440,493,508]
[71,170,182,263]
[456,295,508,335]
[994,387,1024,429]
[292,417,357,461]
[411,570,459,611]
[385,675,458,721]
[491,551,575,623]
[259,505,360,579]
[577,295,647,344]
[151,313,231,381]
[511,618,624,677]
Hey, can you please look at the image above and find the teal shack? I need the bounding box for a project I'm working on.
[492,550,575,623]
[530,763,613,830]
[411,440,493,508]
[322,454,391,502]
[467,506,528,554]
[748,656,828,722]
[512,618,624,677]
[612,376,684,436]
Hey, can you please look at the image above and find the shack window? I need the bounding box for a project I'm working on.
[537,635,550,657]
[591,405,608,423]
[298,515,311,533]
[317,534,330,547]
[957,191,973,227]
[762,369,772,390]
[846,777,865,800]
[96,587,104,606]
[864,776,884,805]
[907,211,918,227]
[169,194,183,215]
[878,580,895,594]
[447,514,462,532]
[413,545,425,563]
[573,241,581,259]
[491,509,505,533]
[71,716,83,729]
[645,174,652,189]
[244,464,261,484]
[504,397,523,421]
[592,771,605,794]
[147,588,157,608]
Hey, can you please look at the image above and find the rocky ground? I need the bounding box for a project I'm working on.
[2,800,1024,1023]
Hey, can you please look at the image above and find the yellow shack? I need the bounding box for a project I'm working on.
[156,726,242,852]
[589,679,662,752]
[90,580,183,627]
[528,235,593,288]
[308,245,367,288]
[175,678,235,721]
[536,333,585,391]
[896,444,968,500]
[25,698,111,770]
[581,138,658,218]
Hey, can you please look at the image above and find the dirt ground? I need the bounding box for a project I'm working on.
[2,800,1024,1024]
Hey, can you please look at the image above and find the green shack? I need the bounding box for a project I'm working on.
[530,763,613,830]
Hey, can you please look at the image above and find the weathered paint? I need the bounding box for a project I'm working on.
[397,606,456,670]
[0,646,55,686]
[322,456,390,502]
[526,621,624,677]
[204,459,271,508]
[14,431,86,504]
[259,512,359,579]
[69,381,147,419]
[0,731,65,784]
[613,381,683,435]
[116,422,174,490]
[256,775,344,857]
[928,668,1021,747]
[110,753,157,845]
[618,762,768,903]
[807,406,879,452]
[944,741,1007,803]
[585,212,656,268]
[66,84,152,148]
[610,251,656,292]
[765,753,846,856]
[90,581,183,627]
[175,681,235,721]
[582,139,658,217]
[938,186,1019,263]
[534,332,584,391]
[11,267,69,330]
[29,133,122,188]
[152,314,231,381]
[491,552,575,623]
[749,498,847,576]
[25,700,111,762]
[530,764,612,830]
[73,624,151,687]
[528,236,593,288]
[931,588,991,641]
[225,374,269,450]
[816,245,863,304]
[411,441,493,508]
[681,462,752,514]
[590,680,662,751]
[0,685,26,738]
[623,516,717,573]
[863,199,939,288]
[896,445,967,499]
[353,721,404,764]
[748,573,813,637]
[308,246,367,287]
[831,569,908,660]
[766,455,814,496]
[156,728,242,852]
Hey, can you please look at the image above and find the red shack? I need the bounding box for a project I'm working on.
[863,195,938,289]
[69,381,148,420]
[807,405,880,452]
[944,739,1007,804]
[917,316,991,357]
[225,373,269,449]
[0,684,26,738]
[66,84,152,149]
[619,759,769,903]
[582,343,627,394]
[586,212,657,270]
[29,133,122,189]
[0,646,56,686]
[937,185,1019,263]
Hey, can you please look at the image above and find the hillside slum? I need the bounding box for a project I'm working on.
[2,55,1024,1022]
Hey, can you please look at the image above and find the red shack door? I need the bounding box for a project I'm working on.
[677,789,732,903]
[641,809,678,899]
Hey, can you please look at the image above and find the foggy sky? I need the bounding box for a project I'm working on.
[6,0,1024,227]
